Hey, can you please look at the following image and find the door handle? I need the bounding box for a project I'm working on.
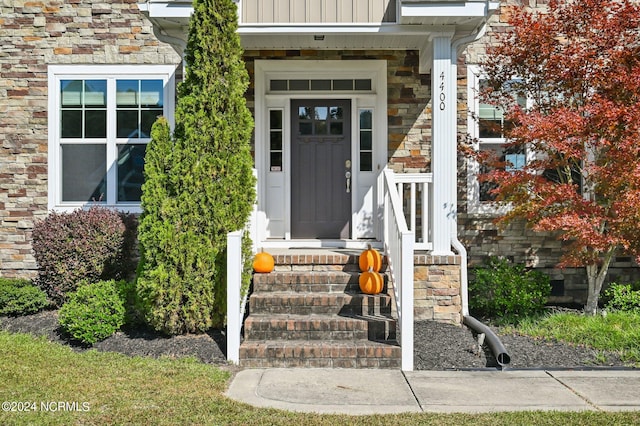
[345,171,351,193]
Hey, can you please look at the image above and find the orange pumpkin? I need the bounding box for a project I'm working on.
[359,268,384,295]
[253,249,275,273]
[359,244,382,273]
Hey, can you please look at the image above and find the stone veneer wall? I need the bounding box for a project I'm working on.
[242,50,432,173]
[457,0,640,305]
[414,254,462,324]
[0,0,181,278]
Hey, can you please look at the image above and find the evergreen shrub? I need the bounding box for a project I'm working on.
[0,278,49,316]
[469,257,551,323]
[604,283,640,312]
[58,280,126,345]
[136,0,255,335]
[32,207,137,305]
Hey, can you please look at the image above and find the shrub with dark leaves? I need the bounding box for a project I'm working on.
[32,207,137,305]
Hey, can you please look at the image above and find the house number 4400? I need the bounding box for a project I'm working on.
[439,71,446,111]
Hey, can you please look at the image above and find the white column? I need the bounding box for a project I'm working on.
[430,34,456,255]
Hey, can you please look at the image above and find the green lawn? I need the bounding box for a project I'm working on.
[1,331,639,425]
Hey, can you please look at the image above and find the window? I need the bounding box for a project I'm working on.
[359,109,373,172]
[467,66,528,212]
[269,78,372,93]
[48,65,176,212]
[269,109,283,171]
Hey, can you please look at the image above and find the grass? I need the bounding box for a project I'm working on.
[1,331,639,425]
[508,310,640,366]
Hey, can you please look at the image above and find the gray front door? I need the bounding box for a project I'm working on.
[291,100,351,239]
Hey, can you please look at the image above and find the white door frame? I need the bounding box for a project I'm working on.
[254,60,387,248]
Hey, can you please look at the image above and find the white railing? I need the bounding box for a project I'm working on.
[382,168,415,371]
[392,172,433,251]
[226,230,244,365]
[226,169,258,365]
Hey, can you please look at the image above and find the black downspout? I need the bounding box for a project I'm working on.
[463,315,511,367]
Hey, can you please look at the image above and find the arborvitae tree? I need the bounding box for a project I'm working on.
[136,0,255,334]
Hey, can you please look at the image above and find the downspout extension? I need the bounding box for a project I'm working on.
[463,315,511,367]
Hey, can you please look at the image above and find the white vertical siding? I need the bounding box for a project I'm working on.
[241,0,396,23]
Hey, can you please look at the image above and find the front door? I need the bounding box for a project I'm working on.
[291,100,351,238]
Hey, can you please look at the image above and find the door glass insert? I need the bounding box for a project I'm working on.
[359,109,373,171]
[269,109,283,171]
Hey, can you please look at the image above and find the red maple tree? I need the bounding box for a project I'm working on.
[476,0,640,314]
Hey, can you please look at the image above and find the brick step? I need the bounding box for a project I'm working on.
[272,253,358,266]
[271,252,387,271]
[239,340,401,368]
[252,271,388,293]
[249,291,393,316]
[243,313,396,341]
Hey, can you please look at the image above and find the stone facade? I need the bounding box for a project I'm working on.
[414,255,462,324]
[0,0,181,278]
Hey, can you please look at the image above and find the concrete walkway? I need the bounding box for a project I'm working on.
[226,368,640,414]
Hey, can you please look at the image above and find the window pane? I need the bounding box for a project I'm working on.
[83,80,106,106]
[116,80,139,107]
[299,122,312,135]
[311,79,331,90]
[141,109,162,138]
[298,107,312,120]
[315,107,328,120]
[355,79,372,91]
[140,80,163,107]
[270,110,283,130]
[270,131,282,150]
[270,152,282,170]
[289,80,309,91]
[117,110,138,138]
[479,119,502,139]
[270,80,287,91]
[85,110,106,138]
[333,79,353,90]
[330,122,343,135]
[329,106,342,120]
[62,144,106,202]
[315,120,327,135]
[360,152,372,171]
[117,144,146,202]
[360,110,372,129]
[360,131,372,150]
[61,110,82,138]
[61,80,82,107]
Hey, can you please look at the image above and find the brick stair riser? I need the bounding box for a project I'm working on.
[248,293,392,316]
[252,272,389,294]
[244,315,396,341]
[239,342,401,368]
[244,317,367,340]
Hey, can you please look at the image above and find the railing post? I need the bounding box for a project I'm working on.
[400,231,414,371]
[226,230,243,365]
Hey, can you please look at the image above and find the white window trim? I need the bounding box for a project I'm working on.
[48,65,176,213]
[466,65,533,216]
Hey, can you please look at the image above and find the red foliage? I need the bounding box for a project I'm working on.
[478,0,640,269]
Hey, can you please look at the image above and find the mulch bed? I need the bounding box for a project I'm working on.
[0,309,628,370]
